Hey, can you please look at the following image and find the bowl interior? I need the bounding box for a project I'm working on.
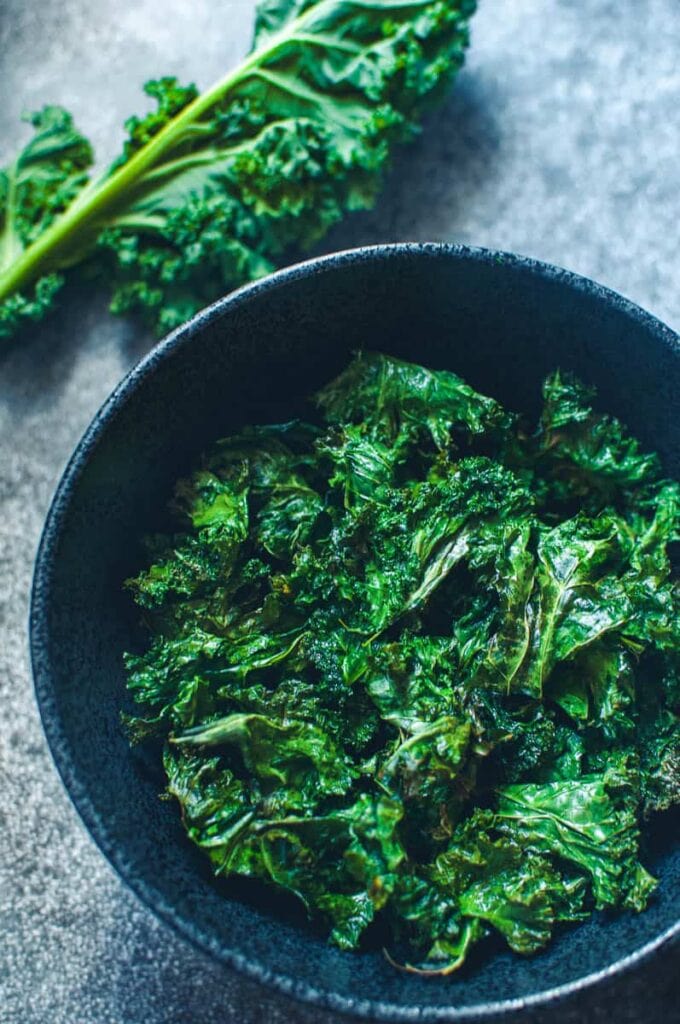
[31,246,680,1020]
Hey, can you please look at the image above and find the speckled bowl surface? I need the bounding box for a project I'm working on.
[30,244,679,1021]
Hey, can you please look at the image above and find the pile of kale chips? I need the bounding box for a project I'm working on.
[124,353,679,974]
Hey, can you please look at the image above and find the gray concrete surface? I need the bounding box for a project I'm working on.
[0,1,678,1022]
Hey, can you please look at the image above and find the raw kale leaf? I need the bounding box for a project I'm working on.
[0,1,476,341]
[124,353,677,975]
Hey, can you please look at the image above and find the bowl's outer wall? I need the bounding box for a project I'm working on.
[31,247,679,1021]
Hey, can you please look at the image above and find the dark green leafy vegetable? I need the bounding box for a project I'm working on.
[496,770,656,911]
[124,352,678,974]
[0,0,476,341]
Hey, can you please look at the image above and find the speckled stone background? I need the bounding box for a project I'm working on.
[0,2,678,1022]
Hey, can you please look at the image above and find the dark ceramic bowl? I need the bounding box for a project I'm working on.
[31,244,679,1021]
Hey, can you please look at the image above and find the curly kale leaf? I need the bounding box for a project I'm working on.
[515,514,634,694]
[433,810,587,954]
[0,107,93,339]
[124,610,305,735]
[386,872,483,975]
[318,425,403,509]
[166,745,405,947]
[0,1,476,340]
[286,456,532,638]
[377,716,476,847]
[635,652,680,815]
[466,691,584,786]
[547,646,636,742]
[316,350,512,453]
[126,466,250,610]
[365,634,459,730]
[497,770,656,911]
[172,712,357,811]
[385,808,587,974]
[513,370,663,514]
[464,513,637,698]
[404,459,532,614]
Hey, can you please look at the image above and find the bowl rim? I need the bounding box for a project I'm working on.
[30,242,680,1022]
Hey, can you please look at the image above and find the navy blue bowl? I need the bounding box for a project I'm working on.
[30,244,679,1021]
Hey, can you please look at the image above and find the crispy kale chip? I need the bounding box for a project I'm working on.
[124,354,678,974]
[0,1,476,341]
